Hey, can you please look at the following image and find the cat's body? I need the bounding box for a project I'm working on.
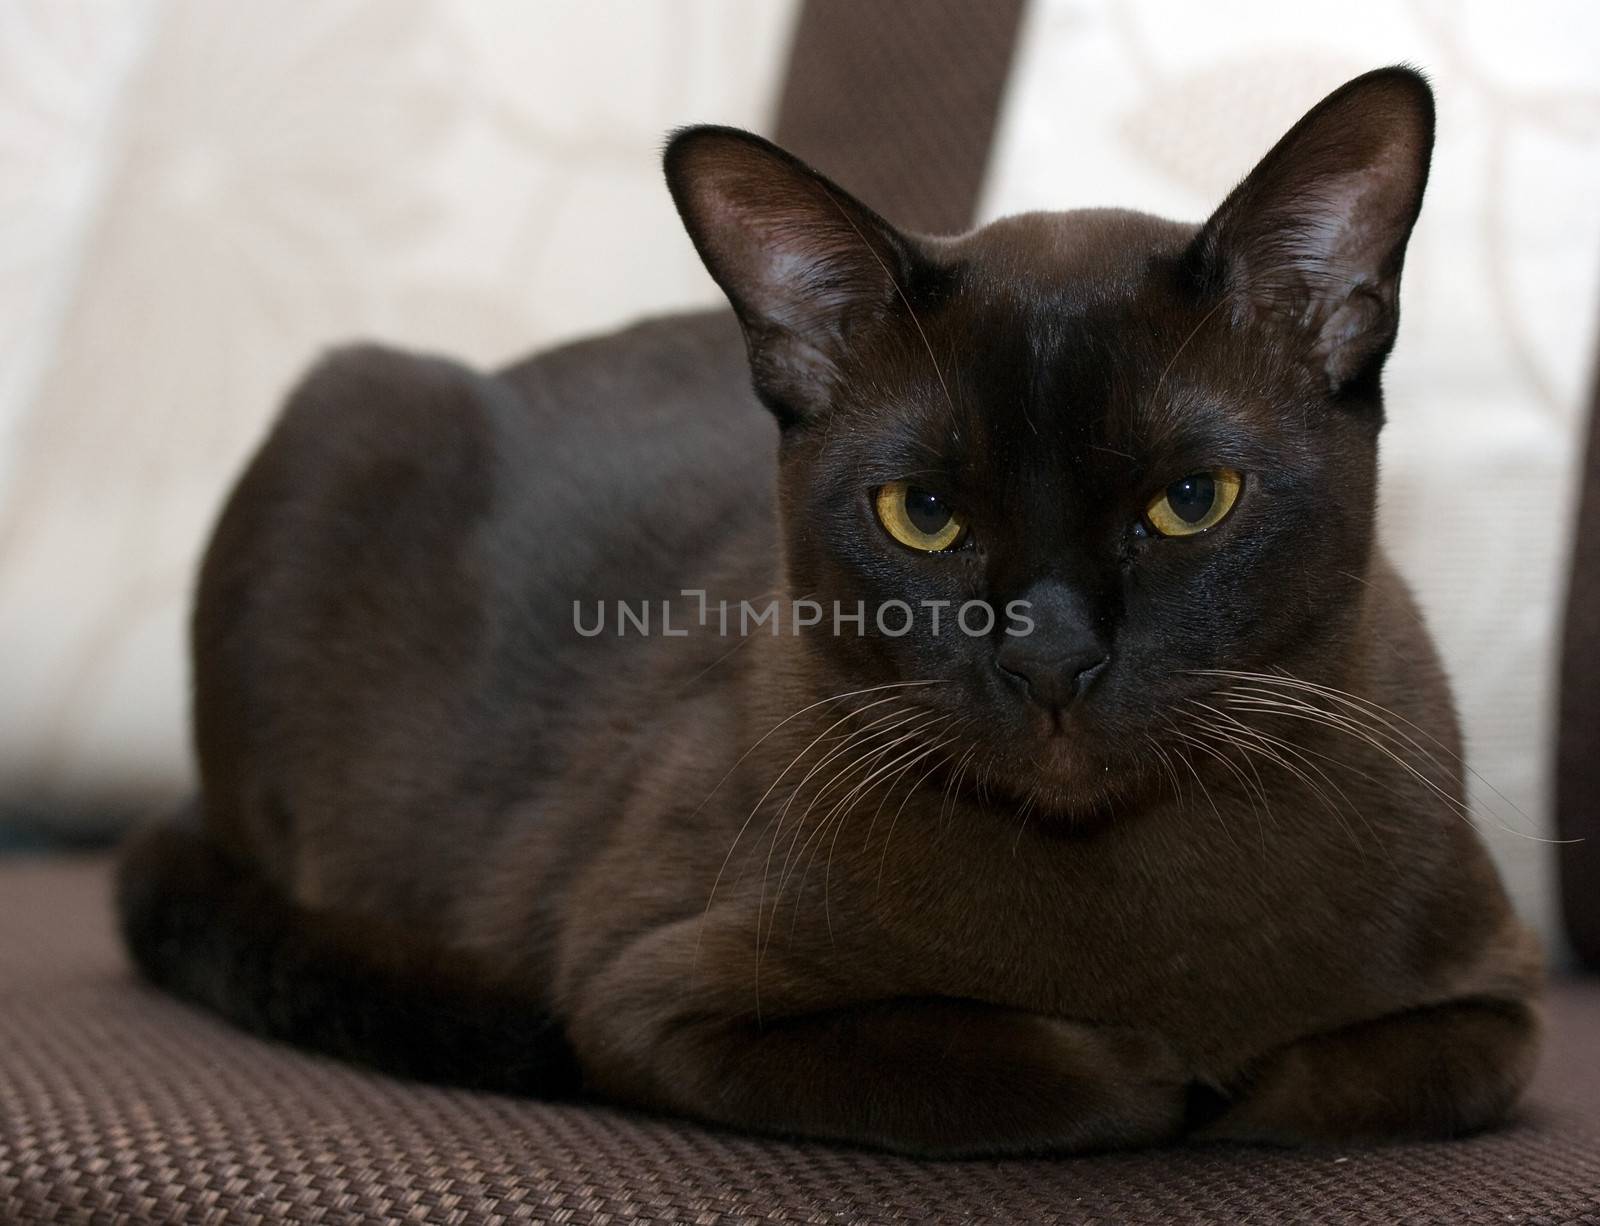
[121,70,1542,1156]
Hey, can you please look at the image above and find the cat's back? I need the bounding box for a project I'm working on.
[498,307,774,537]
[493,308,777,628]
[192,308,774,905]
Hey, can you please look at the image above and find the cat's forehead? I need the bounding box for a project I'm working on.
[860,209,1265,486]
[940,208,1197,295]
[920,207,1208,395]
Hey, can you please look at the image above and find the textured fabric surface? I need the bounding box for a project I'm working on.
[2,857,1598,1224]
[1558,309,1600,970]
[773,0,1026,236]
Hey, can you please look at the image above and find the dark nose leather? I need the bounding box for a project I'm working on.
[995,640,1109,709]
[994,578,1111,711]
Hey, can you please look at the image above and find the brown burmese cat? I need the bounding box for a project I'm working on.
[119,68,1542,1156]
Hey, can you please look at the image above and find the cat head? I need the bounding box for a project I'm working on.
[665,68,1434,818]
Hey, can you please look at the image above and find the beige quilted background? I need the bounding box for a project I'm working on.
[3,1,1598,950]
[0,0,798,819]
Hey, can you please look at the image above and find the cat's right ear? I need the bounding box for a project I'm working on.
[665,126,911,427]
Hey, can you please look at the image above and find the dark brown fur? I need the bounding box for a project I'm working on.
[119,68,1541,1157]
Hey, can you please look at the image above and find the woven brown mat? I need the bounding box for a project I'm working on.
[2,856,1598,1224]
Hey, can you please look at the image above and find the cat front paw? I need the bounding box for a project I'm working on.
[1190,998,1539,1146]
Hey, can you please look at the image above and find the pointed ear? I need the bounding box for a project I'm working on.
[1187,67,1435,396]
[664,126,911,426]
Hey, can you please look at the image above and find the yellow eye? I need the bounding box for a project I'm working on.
[1145,469,1243,537]
[874,480,967,552]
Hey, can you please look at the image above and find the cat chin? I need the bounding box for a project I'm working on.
[1012,788,1121,831]
[969,748,1147,831]
[1046,774,1134,817]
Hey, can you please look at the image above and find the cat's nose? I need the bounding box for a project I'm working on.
[994,577,1112,712]
[994,640,1110,711]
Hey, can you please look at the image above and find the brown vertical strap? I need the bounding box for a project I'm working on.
[774,0,1028,236]
[1558,317,1600,969]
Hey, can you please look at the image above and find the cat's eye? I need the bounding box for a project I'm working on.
[1144,469,1243,537]
[874,481,967,553]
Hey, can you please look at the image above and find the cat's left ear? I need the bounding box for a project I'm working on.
[665,126,913,427]
[1187,67,1435,396]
